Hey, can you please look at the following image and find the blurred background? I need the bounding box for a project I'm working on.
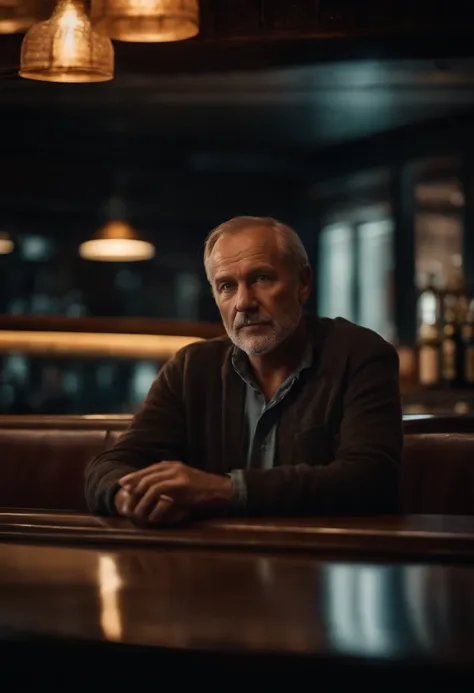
[2,0,474,415]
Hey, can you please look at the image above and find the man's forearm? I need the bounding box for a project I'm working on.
[85,458,140,515]
[84,431,181,515]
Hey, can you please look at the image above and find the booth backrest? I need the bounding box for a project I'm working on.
[403,414,474,434]
[0,417,130,512]
[1,416,474,514]
[401,433,474,514]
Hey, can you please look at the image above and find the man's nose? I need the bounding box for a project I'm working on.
[235,283,257,313]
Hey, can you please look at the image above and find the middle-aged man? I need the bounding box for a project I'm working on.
[85,216,403,524]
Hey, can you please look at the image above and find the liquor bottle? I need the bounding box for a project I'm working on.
[417,269,442,330]
[417,270,442,388]
[440,308,463,388]
[462,295,474,388]
[443,255,468,324]
[418,321,441,388]
[440,259,467,389]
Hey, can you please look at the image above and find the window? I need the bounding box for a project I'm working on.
[318,219,395,341]
[318,223,355,322]
[357,219,395,341]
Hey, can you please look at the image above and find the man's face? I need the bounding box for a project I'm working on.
[208,226,311,355]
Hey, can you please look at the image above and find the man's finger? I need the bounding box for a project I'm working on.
[148,495,176,524]
[133,483,163,518]
[117,489,136,516]
[152,504,189,527]
[119,461,179,487]
[129,469,177,498]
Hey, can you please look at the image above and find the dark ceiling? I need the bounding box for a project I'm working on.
[4,58,474,149]
[1,57,473,226]
[2,0,474,242]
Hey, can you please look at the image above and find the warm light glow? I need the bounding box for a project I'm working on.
[55,3,82,64]
[416,181,465,209]
[79,220,155,261]
[0,330,203,359]
[0,234,14,254]
[80,238,156,261]
[92,0,199,43]
[0,0,39,34]
[58,2,80,27]
[20,0,114,83]
[98,555,123,642]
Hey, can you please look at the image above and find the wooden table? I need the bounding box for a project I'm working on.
[1,510,474,559]
[0,512,474,685]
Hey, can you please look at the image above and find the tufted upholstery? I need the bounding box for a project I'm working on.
[1,416,474,514]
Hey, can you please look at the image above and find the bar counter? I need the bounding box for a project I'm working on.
[1,512,474,685]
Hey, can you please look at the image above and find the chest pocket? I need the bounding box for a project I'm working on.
[292,425,334,466]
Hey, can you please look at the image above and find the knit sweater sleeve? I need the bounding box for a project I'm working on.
[84,351,186,515]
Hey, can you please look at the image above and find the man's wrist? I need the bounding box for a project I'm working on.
[212,473,234,504]
[106,481,123,515]
[226,470,247,510]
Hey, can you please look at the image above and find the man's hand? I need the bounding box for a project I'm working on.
[116,461,233,525]
[114,486,188,526]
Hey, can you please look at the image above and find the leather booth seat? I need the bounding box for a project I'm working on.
[0,416,129,513]
[0,416,473,515]
[402,434,474,514]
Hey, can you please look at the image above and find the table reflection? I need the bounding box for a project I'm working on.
[0,541,473,666]
[98,555,123,642]
[322,562,474,661]
[108,551,323,652]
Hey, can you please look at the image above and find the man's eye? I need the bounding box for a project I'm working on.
[256,274,270,282]
[219,283,232,293]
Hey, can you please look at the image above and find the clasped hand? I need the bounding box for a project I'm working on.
[115,461,233,526]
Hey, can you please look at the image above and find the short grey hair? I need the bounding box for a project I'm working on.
[203,216,310,283]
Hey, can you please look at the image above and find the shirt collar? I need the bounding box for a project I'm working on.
[232,337,313,389]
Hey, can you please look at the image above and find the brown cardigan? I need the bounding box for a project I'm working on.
[85,315,403,517]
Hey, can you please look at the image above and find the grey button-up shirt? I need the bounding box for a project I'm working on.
[229,343,313,509]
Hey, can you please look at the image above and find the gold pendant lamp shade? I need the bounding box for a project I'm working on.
[92,0,199,43]
[79,221,155,262]
[0,232,14,255]
[20,0,114,83]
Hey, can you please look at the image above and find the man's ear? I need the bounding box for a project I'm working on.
[298,266,312,304]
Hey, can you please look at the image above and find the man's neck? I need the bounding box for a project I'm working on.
[248,318,308,399]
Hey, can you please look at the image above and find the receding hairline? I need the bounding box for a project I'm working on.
[203,216,309,282]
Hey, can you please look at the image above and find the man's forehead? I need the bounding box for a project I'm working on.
[211,227,280,263]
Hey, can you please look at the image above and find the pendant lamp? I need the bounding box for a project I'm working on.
[79,220,155,261]
[20,0,114,83]
[92,0,198,43]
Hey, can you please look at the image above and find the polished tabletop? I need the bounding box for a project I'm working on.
[1,510,474,560]
[0,512,474,680]
[0,538,473,672]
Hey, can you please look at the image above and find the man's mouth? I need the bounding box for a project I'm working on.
[239,322,270,330]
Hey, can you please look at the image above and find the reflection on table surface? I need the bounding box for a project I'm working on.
[0,540,473,669]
